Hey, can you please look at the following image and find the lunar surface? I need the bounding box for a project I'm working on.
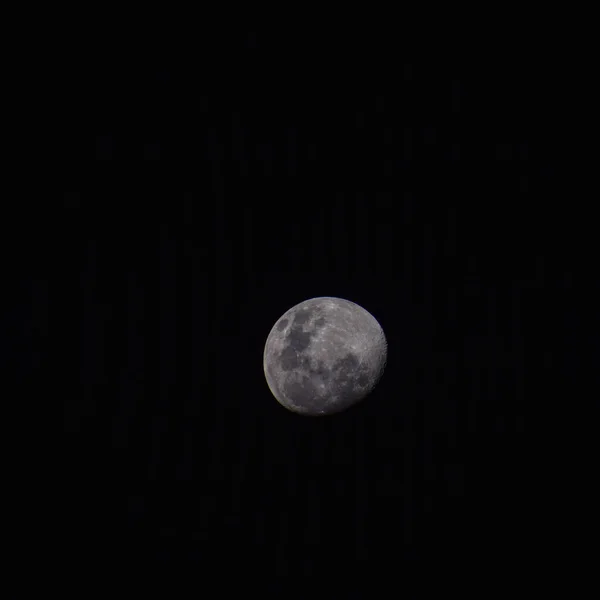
[263,297,387,416]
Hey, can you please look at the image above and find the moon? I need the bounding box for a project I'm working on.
[263,297,387,416]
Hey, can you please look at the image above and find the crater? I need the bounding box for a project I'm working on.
[276,318,288,332]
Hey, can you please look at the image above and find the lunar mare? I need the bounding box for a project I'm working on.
[263,297,387,416]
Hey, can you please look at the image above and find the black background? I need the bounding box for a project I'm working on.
[14,28,589,592]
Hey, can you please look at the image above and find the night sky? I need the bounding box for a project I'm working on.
[14,28,586,593]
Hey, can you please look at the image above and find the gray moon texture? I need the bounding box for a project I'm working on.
[263,297,387,416]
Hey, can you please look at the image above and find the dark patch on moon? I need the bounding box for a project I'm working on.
[283,376,320,409]
[331,353,368,402]
[286,327,312,353]
[314,317,326,328]
[308,359,330,380]
[280,346,300,371]
[276,318,288,331]
[335,353,360,371]
[277,312,315,374]
[293,309,312,325]
[357,373,369,387]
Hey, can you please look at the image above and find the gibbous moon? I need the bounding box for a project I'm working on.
[263,297,387,416]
